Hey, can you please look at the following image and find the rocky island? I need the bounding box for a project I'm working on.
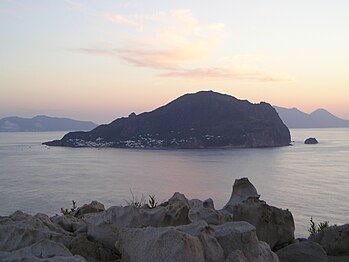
[44,91,291,149]
[304,137,319,144]
[1,178,348,261]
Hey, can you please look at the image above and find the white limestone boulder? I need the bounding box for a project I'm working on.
[115,225,206,262]
[85,192,191,249]
[189,198,233,225]
[0,211,72,252]
[223,178,294,250]
[223,178,260,212]
[232,198,295,250]
[213,221,279,262]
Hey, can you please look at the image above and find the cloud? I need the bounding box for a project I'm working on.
[105,9,227,69]
[160,67,292,82]
[106,14,140,27]
[72,9,291,82]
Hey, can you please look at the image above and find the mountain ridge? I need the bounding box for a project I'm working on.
[274,106,349,128]
[0,115,98,132]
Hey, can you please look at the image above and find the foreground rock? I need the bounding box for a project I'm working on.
[0,210,119,261]
[116,221,224,262]
[3,177,347,262]
[309,224,349,256]
[224,178,295,250]
[0,240,87,261]
[84,192,191,249]
[213,221,278,262]
[276,241,327,262]
[304,137,318,144]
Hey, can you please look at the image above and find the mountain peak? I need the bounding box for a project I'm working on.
[274,106,349,128]
[310,108,333,116]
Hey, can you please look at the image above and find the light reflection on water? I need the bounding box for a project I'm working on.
[0,128,348,237]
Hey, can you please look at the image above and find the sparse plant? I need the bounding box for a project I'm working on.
[124,189,145,208]
[146,195,157,209]
[308,217,331,236]
[61,200,77,215]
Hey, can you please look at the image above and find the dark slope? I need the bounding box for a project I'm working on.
[274,106,349,128]
[44,91,291,148]
[0,115,97,132]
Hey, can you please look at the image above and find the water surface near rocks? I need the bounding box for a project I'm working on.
[0,128,348,237]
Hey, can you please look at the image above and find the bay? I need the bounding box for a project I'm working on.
[0,128,348,237]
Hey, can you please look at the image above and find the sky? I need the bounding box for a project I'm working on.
[1,0,348,123]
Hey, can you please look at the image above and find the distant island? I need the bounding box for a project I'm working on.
[44,91,291,148]
[0,115,97,132]
[274,106,349,128]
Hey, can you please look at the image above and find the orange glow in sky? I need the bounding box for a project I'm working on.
[1,1,348,123]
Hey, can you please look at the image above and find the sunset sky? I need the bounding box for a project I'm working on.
[1,0,348,123]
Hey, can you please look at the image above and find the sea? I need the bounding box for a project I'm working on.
[0,128,348,237]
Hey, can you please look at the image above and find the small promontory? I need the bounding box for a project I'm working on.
[44,91,291,149]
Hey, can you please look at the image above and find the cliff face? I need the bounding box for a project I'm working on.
[44,91,291,148]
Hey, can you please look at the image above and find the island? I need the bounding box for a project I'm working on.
[44,91,291,148]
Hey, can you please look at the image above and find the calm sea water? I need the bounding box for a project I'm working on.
[0,129,348,237]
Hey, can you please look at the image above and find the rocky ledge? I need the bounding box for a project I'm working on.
[1,178,347,262]
[44,91,291,149]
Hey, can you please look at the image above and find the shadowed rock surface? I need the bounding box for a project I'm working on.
[44,91,291,149]
[309,224,349,256]
[276,241,327,262]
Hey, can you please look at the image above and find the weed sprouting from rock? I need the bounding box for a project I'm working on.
[61,200,77,215]
[308,217,333,236]
[124,189,146,208]
[124,190,158,209]
[146,195,157,209]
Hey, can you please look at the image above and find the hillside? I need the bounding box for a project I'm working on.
[44,91,290,148]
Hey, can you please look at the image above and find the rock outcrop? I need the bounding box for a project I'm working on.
[73,200,105,218]
[0,210,119,261]
[116,221,224,262]
[224,178,295,250]
[304,137,318,144]
[44,91,291,148]
[213,221,278,262]
[2,177,347,262]
[309,224,349,256]
[276,241,327,262]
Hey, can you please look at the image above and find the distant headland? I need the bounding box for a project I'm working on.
[44,91,291,149]
[0,115,97,132]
